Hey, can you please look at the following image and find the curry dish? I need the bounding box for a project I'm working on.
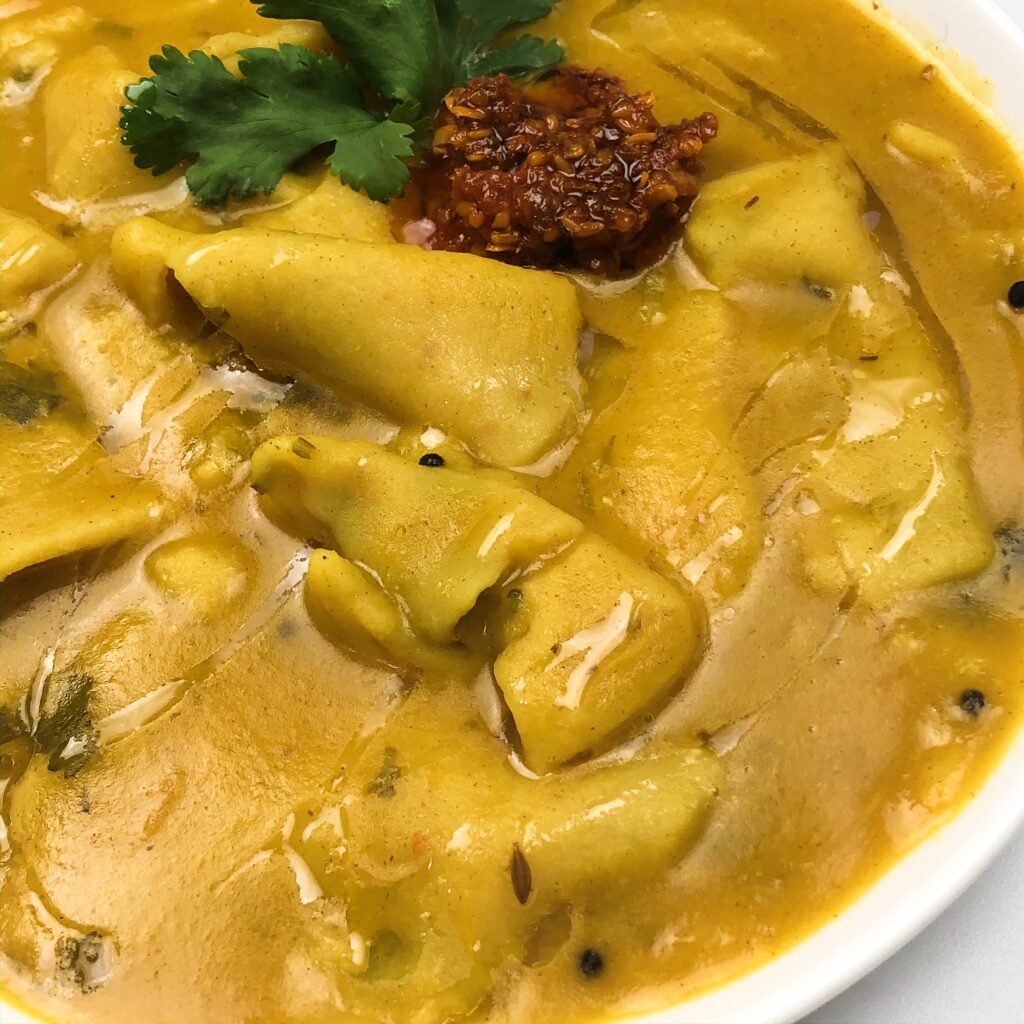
[1,1,1024,1022]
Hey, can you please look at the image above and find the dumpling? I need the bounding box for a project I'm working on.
[0,371,163,580]
[305,549,472,676]
[252,436,584,643]
[0,210,78,317]
[274,685,718,1022]
[251,436,701,771]
[111,218,585,468]
[245,174,396,244]
[686,144,879,291]
[43,46,169,200]
[491,535,701,771]
[802,400,994,602]
[688,148,994,603]
[554,290,764,604]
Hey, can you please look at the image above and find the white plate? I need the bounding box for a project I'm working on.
[2,2,1023,1024]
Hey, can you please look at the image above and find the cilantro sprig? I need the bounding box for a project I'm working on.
[120,0,564,206]
[123,46,416,204]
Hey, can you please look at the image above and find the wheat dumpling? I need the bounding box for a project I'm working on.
[251,436,583,642]
[687,147,879,290]
[493,536,700,772]
[557,291,763,603]
[296,690,718,1021]
[43,46,165,200]
[111,218,584,468]
[245,174,396,243]
[305,548,470,674]
[0,385,163,580]
[0,210,77,313]
[804,403,993,601]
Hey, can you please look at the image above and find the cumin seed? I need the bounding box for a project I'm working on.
[510,843,532,905]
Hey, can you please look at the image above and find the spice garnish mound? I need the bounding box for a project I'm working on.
[424,67,719,275]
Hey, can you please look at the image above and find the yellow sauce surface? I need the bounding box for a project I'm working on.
[1,1,1023,1022]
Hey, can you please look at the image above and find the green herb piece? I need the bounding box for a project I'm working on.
[256,0,447,110]
[365,745,401,798]
[993,523,1024,584]
[437,0,561,78]
[121,45,415,205]
[0,705,26,745]
[256,0,562,110]
[598,434,617,468]
[120,0,564,205]
[995,524,1024,558]
[95,19,134,38]
[462,34,563,81]
[0,361,64,424]
[577,471,595,517]
[35,673,98,779]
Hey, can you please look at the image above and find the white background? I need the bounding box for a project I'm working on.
[805,0,1024,1020]
[804,830,1024,1022]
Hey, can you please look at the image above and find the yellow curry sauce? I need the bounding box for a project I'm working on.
[1,1,1023,1022]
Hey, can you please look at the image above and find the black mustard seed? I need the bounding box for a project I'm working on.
[959,689,987,717]
[579,948,604,978]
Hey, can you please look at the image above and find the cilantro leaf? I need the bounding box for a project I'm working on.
[253,0,563,110]
[437,0,564,93]
[120,44,414,205]
[254,0,446,110]
[436,0,559,67]
[326,118,415,198]
[463,34,564,81]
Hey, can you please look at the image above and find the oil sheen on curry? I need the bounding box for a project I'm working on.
[1,0,1023,1022]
